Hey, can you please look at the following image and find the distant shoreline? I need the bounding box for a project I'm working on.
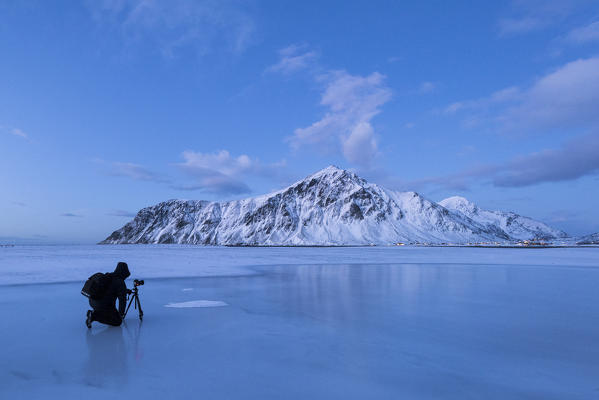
[2,243,597,249]
[93,243,597,248]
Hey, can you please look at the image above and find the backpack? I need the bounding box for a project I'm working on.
[81,272,112,300]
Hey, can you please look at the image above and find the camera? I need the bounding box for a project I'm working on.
[134,279,144,287]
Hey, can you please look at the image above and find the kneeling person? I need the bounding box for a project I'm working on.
[86,262,130,328]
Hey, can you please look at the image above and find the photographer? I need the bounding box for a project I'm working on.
[85,262,130,328]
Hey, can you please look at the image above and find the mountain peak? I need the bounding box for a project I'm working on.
[325,164,343,171]
[302,165,365,184]
[439,196,477,212]
[311,165,345,176]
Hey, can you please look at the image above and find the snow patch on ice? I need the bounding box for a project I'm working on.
[165,300,228,308]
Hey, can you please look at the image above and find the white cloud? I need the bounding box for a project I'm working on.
[418,81,436,94]
[445,56,599,133]
[1,126,30,141]
[290,70,391,166]
[505,56,599,131]
[10,128,28,139]
[88,0,255,58]
[498,17,547,36]
[489,86,522,103]
[444,102,464,114]
[432,55,599,191]
[267,45,393,167]
[266,44,317,74]
[342,122,378,165]
[175,150,285,195]
[179,150,281,176]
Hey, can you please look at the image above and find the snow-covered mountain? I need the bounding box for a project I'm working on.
[439,196,567,241]
[577,233,599,245]
[101,166,567,246]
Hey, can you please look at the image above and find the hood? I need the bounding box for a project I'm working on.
[114,262,130,279]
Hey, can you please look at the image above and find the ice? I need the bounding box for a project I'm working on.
[1,246,599,399]
[165,300,228,308]
[2,244,599,285]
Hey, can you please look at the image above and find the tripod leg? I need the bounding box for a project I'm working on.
[124,294,135,318]
[136,294,144,321]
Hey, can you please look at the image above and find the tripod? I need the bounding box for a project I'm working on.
[124,285,144,321]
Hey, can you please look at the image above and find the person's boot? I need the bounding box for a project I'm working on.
[86,310,93,329]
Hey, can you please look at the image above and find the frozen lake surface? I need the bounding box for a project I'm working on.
[1,246,599,399]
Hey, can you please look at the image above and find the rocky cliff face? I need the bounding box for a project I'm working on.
[101,166,567,245]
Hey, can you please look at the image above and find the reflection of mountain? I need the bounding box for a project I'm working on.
[101,166,567,245]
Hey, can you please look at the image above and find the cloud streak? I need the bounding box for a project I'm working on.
[492,133,599,187]
[498,17,549,36]
[88,0,255,58]
[10,128,29,140]
[97,152,286,197]
[497,0,589,36]
[412,132,599,190]
[563,20,599,44]
[109,162,169,183]
[1,126,30,141]
[60,212,83,218]
[266,44,318,74]
[107,210,137,218]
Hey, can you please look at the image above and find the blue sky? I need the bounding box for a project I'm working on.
[1,0,599,243]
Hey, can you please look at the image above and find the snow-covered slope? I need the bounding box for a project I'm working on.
[577,233,599,245]
[439,196,567,240]
[101,166,567,245]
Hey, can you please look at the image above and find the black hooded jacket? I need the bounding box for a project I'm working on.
[89,262,130,315]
